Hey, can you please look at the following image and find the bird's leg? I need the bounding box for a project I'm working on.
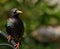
[15,42,19,49]
[7,35,12,42]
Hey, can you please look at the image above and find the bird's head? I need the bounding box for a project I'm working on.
[10,8,23,17]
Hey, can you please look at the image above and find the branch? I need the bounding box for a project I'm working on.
[0,43,15,49]
[0,30,16,49]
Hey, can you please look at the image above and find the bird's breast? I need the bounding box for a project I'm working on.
[11,18,16,22]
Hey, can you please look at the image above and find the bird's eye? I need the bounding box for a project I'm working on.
[14,11,16,14]
[14,10,18,14]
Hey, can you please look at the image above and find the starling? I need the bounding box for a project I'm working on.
[5,8,24,49]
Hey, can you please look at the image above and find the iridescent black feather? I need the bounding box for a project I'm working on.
[5,8,24,44]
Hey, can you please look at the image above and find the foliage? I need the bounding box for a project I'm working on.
[0,0,60,49]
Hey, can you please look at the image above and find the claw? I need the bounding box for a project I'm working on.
[15,42,19,49]
[7,35,12,42]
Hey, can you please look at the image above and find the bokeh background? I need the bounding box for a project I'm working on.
[0,0,60,49]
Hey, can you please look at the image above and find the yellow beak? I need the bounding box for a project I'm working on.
[16,10,23,13]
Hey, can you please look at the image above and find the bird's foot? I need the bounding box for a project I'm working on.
[15,42,19,49]
[7,35,12,42]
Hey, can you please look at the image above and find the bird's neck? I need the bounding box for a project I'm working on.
[11,15,20,19]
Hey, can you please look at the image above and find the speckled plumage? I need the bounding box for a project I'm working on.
[5,8,24,44]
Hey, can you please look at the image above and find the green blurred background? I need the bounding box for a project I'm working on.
[0,0,60,49]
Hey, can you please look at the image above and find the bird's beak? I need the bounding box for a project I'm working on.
[16,10,23,13]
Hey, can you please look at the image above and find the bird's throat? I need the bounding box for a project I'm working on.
[11,15,19,19]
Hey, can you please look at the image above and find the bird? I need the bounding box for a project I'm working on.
[5,8,24,49]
